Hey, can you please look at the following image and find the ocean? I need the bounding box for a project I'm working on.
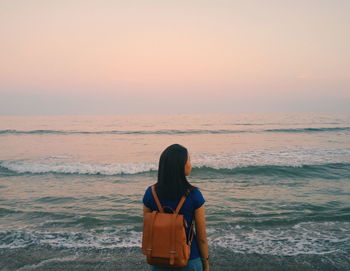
[0,113,349,271]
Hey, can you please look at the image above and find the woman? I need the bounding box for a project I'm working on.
[142,144,209,271]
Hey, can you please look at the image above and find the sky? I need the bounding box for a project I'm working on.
[0,0,349,115]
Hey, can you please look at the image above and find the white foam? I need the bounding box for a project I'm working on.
[16,255,79,271]
[1,222,349,256]
[208,222,350,256]
[1,146,350,176]
[194,147,350,169]
[0,160,157,175]
[0,227,142,249]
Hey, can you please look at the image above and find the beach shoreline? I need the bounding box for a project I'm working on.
[1,246,349,271]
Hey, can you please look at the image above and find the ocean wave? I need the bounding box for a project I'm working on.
[193,163,350,179]
[0,227,141,250]
[1,147,350,177]
[1,159,350,178]
[16,255,79,271]
[1,126,350,135]
[0,160,158,175]
[1,222,349,256]
[0,207,22,215]
[265,127,350,133]
[209,221,350,256]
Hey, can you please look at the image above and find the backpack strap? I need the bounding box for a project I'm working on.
[187,216,195,245]
[151,185,164,213]
[175,194,187,214]
[175,191,189,214]
[152,186,189,214]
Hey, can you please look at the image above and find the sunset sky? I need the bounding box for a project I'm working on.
[0,0,349,115]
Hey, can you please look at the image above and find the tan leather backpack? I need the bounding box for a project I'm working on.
[142,185,194,268]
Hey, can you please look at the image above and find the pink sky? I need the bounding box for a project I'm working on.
[0,0,349,115]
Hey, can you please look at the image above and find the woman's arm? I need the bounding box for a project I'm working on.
[195,205,209,271]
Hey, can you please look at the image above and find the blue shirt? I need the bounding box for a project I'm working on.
[142,185,205,260]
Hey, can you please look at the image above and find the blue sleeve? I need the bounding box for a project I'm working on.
[142,186,152,208]
[192,188,205,209]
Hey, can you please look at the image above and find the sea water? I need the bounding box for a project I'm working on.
[0,113,349,270]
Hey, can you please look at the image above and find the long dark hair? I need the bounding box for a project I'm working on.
[155,144,195,201]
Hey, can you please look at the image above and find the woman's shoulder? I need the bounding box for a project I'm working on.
[189,186,205,206]
[143,185,156,207]
[143,185,154,199]
[146,184,158,194]
[189,186,202,195]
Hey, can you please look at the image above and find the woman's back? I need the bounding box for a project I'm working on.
[142,185,205,260]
